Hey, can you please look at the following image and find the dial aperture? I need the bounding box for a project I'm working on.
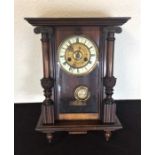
[58,36,98,75]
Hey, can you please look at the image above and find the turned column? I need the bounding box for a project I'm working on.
[102,27,122,124]
[34,27,54,125]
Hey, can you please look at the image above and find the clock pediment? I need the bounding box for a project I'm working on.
[25,17,130,26]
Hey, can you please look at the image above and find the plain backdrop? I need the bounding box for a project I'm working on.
[14,0,140,102]
[2,0,155,155]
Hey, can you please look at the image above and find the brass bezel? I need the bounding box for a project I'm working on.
[74,85,90,101]
[58,35,99,76]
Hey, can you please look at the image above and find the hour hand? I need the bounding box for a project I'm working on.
[68,46,74,52]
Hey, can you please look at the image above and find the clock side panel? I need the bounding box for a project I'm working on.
[53,26,104,120]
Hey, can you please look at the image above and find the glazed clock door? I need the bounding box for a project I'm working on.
[54,26,103,121]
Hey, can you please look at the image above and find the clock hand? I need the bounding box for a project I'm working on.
[68,45,74,52]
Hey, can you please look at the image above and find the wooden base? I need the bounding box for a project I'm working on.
[35,113,122,142]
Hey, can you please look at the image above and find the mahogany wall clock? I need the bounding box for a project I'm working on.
[25,17,130,142]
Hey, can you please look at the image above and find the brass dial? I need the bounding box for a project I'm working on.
[74,86,90,101]
[58,36,98,76]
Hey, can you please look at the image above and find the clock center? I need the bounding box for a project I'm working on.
[73,50,82,60]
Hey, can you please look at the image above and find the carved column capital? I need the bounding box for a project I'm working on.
[34,26,53,34]
[103,26,122,34]
[34,26,53,42]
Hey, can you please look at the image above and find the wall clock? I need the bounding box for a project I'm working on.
[25,17,130,142]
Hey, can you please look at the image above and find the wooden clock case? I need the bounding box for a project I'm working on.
[25,17,130,142]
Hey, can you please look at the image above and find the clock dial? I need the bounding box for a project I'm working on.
[58,36,98,75]
[74,86,90,101]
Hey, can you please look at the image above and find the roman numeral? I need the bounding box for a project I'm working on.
[68,40,72,45]
[66,42,70,46]
[69,67,73,71]
[77,68,79,73]
[60,55,64,58]
[62,47,67,50]
[76,37,79,43]
[84,39,87,44]
[88,60,92,64]
[90,54,96,57]
[63,61,67,65]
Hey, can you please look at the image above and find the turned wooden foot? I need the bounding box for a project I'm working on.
[105,131,112,141]
[46,133,53,143]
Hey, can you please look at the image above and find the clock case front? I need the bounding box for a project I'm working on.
[25,18,130,142]
[55,27,101,121]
